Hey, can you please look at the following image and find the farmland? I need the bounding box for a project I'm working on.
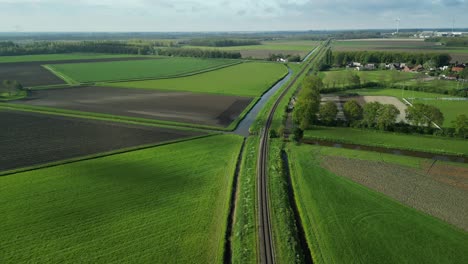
[304,127,468,156]
[182,40,319,59]
[13,86,253,128]
[47,57,239,83]
[0,109,202,172]
[333,39,468,63]
[0,57,151,87]
[110,62,288,97]
[287,143,468,263]
[0,135,243,263]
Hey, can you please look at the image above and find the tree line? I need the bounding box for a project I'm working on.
[0,41,152,56]
[332,51,452,67]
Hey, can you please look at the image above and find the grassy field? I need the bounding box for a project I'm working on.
[0,53,144,63]
[47,57,238,83]
[182,40,318,59]
[110,62,288,97]
[304,127,468,156]
[321,69,461,91]
[332,39,468,62]
[0,135,243,263]
[341,87,467,127]
[287,143,468,263]
[231,137,259,264]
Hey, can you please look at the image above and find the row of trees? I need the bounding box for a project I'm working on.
[332,51,452,67]
[155,48,241,59]
[0,41,153,56]
[293,76,323,130]
[319,100,401,131]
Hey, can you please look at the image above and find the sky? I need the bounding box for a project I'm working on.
[0,0,467,32]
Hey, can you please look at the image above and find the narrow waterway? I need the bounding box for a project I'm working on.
[233,68,293,136]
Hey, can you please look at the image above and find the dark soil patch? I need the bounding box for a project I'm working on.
[321,156,468,231]
[0,110,203,172]
[0,57,151,87]
[14,86,253,127]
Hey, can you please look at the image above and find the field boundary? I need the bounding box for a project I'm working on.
[0,133,217,177]
[42,65,79,85]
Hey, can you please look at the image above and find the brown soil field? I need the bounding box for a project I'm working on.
[321,156,468,231]
[14,86,253,127]
[0,57,150,87]
[0,110,203,172]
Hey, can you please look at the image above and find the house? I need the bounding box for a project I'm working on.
[403,64,424,73]
[452,65,465,73]
[364,63,376,70]
[277,58,288,63]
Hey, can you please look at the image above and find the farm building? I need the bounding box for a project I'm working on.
[452,65,465,73]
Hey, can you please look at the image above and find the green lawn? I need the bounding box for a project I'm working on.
[0,53,144,63]
[109,62,288,97]
[0,135,243,263]
[47,57,239,83]
[410,99,468,127]
[304,127,468,156]
[288,144,468,264]
[344,87,456,99]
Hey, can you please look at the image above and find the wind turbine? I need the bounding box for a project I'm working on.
[395,17,401,35]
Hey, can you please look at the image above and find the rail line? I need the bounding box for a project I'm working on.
[257,44,325,264]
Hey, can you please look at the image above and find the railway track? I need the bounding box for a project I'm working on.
[257,44,326,264]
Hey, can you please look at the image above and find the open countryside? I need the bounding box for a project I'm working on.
[1,3,467,264]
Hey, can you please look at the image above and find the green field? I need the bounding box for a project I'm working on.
[110,62,288,97]
[304,127,468,156]
[410,99,468,127]
[344,87,457,99]
[47,57,238,83]
[182,40,318,59]
[0,135,243,263]
[0,53,144,63]
[287,144,468,264]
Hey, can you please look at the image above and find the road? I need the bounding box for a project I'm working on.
[257,46,320,264]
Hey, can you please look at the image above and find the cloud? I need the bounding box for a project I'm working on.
[0,0,467,31]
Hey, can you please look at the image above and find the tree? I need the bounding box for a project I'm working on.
[319,101,338,125]
[460,67,468,80]
[406,103,444,128]
[343,100,363,124]
[452,114,468,138]
[406,103,427,127]
[362,101,383,128]
[293,75,322,130]
[426,105,444,127]
[376,104,400,130]
[293,128,304,142]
